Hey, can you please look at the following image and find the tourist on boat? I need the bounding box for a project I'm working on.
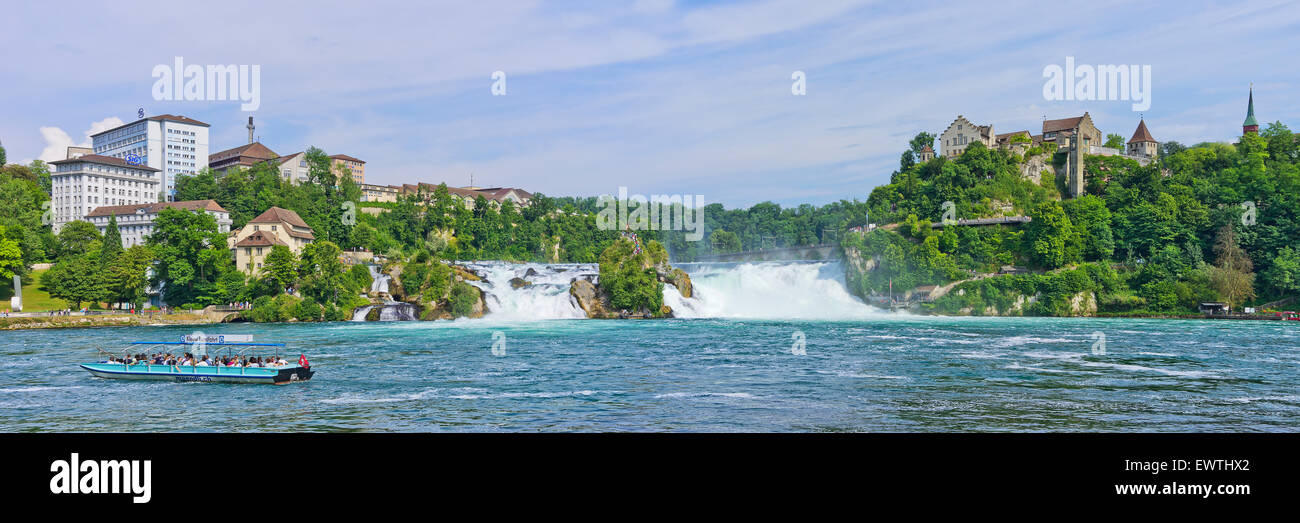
[196,355,210,367]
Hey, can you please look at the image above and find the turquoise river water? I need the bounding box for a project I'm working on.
[1,261,1297,432]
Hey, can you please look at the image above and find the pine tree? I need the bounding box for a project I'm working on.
[101,214,123,267]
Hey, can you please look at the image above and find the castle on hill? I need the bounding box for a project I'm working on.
[927,87,1260,198]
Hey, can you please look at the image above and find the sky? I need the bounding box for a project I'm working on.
[3,0,1299,208]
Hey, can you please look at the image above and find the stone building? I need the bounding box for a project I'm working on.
[1042,113,1102,198]
[1127,119,1158,159]
[939,115,995,158]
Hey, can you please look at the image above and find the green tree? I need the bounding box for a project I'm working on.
[299,241,346,305]
[147,208,231,306]
[1209,223,1255,308]
[1062,195,1114,261]
[100,215,123,268]
[0,225,22,280]
[42,254,104,309]
[263,245,299,294]
[1263,246,1300,296]
[57,220,102,258]
[597,237,664,314]
[1024,201,1079,269]
[1104,133,1125,149]
[103,245,153,308]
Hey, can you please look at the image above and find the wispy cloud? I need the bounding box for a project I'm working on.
[2,1,1298,206]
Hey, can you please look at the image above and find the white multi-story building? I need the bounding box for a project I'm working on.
[89,114,209,201]
[48,154,161,233]
[85,200,232,248]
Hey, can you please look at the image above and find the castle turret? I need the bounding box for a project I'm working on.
[1243,85,1259,135]
[1127,119,1158,158]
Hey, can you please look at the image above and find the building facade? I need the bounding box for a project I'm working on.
[939,116,995,158]
[359,183,400,202]
[330,154,365,185]
[228,207,315,274]
[1042,113,1102,198]
[85,200,231,247]
[1127,119,1158,159]
[398,182,533,209]
[48,155,160,233]
[271,152,310,184]
[89,114,209,201]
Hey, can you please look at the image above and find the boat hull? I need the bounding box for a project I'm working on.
[80,363,314,385]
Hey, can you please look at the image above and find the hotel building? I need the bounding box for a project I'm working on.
[48,154,160,233]
[89,114,210,201]
[85,200,232,247]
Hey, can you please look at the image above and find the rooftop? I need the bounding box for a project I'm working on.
[89,114,209,138]
[49,154,161,172]
[86,199,227,217]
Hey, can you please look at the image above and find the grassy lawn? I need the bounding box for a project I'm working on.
[0,269,70,312]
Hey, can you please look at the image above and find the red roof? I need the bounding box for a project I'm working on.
[49,154,161,172]
[233,230,288,248]
[329,154,365,164]
[86,199,227,217]
[1043,116,1085,133]
[1128,119,1156,144]
[248,206,311,229]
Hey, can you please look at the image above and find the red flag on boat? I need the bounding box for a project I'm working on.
[298,354,309,368]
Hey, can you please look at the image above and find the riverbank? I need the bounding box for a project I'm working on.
[0,312,224,330]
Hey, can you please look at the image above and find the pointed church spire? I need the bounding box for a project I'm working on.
[1243,84,1259,134]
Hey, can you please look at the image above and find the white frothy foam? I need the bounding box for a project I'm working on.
[667,262,887,320]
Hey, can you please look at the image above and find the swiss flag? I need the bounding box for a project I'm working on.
[298,354,310,368]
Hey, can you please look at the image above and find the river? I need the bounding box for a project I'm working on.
[2,261,1297,432]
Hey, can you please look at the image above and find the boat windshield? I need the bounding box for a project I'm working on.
[97,341,291,367]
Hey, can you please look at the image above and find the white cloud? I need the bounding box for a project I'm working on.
[37,117,124,162]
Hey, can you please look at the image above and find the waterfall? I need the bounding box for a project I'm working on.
[351,260,884,322]
[368,264,390,294]
[461,261,593,320]
[665,261,885,320]
[350,264,413,321]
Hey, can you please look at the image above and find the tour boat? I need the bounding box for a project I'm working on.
[81,339,315,385]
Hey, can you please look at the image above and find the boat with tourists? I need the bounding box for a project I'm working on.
[80,335,314,385]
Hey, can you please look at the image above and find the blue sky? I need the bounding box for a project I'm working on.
[3,0,1298,207]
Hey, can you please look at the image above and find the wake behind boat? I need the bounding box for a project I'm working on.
[81,337,314,385]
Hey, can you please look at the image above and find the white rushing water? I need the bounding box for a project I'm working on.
[460,262,595,320]
[666,261,885,320]
[460,260,884,321]
[352,264,416,321]
[368,264,390,294]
